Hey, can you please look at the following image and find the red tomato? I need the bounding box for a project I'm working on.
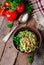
[17,4,25,13]
[0,8,3,15]
[5,10,18,21]
[0,4,8,16]
[2,10,8,16]
[0,8,7,16]
[4,2,10,7]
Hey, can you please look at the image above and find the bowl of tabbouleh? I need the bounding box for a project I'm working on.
[13,26,42,54]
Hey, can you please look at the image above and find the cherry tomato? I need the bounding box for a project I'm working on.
[2,10,8,16]
[17,4,25,13]
[0,8,3,15]
[5,10,18,21]
[0,8,7,16]
[4,2,10,7]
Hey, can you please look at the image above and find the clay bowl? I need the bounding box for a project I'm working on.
[13,26,42,54]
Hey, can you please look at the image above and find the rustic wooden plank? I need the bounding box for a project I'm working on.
[15,51,33,65]
[0,16,4,28]
[0,37,18,65]
[0,0,5,3]
[0,18,12,60]
[0,17,5,59]
[0,20,10,39]
[0,41,5,60]
[0,21,19,65]
[27,18,37,28]
[32,41,44,65]
[15,52,31,65]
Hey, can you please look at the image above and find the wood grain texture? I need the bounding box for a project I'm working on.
[0,18,11,60]
[15,52,31,65]
[0,21,19,65]
[27,18,37,28]
[0,0,5,3]
[0,37,18,65]
[32,41,44,65]
[0,16,4,28]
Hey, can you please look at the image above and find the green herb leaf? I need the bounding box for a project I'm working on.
[13,0,24,4]
[28,56,33,63]
[9,2,17,11]
[6,0,13,2]
[13,36,20,46]
[7,23,13,28]
[25,4,33,13]
[9,7,16,11]
[11,7,16,10]
[13,33,22,47]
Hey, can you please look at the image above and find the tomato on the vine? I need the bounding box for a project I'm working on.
[4,2,11,7]
[17,4,25,13]
[5,10,18,21]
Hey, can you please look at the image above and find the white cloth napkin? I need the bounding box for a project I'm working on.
[29,0,44,30]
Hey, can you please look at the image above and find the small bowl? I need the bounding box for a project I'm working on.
[13,26,42,54]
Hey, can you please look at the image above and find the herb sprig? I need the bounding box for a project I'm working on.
[7,23,13,28]
[6,0,33,13]
[28,56,34,63]
[25,4,33,13]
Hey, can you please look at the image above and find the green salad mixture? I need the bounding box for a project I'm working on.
[13,30,38,53]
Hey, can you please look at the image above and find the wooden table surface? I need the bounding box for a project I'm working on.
[0,16,44,65]
[0,0,44,65]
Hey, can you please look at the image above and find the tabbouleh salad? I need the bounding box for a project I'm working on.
[13,30,38,53]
